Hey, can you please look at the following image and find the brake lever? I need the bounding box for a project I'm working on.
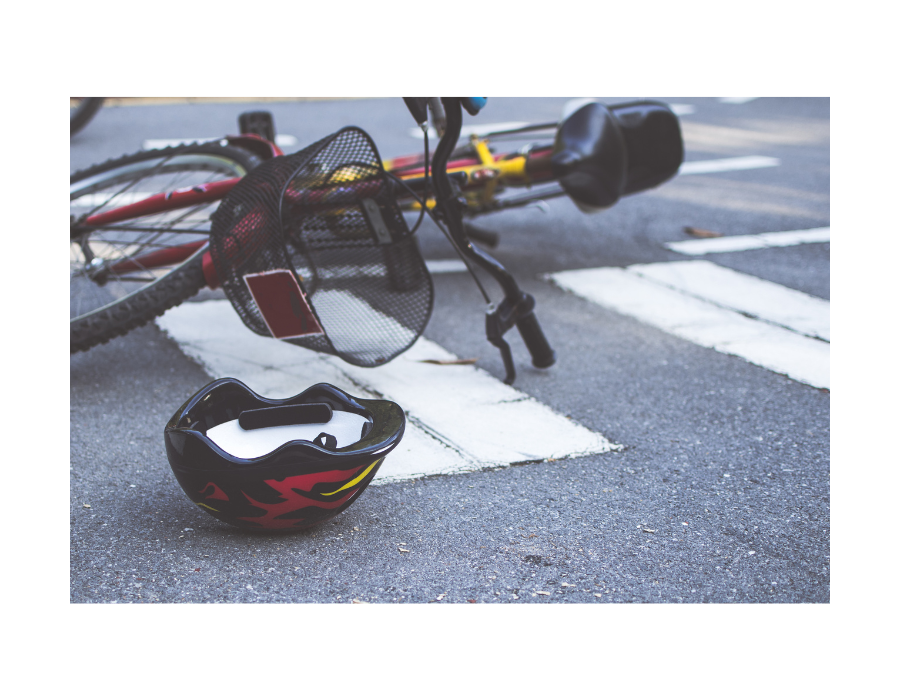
[487,315,517,384]
[486,291,556,384]
[486,298,520,384]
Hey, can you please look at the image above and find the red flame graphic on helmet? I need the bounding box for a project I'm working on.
[199,482,229,501]
[237,464,370,529]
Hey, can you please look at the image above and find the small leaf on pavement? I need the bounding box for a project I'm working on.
[683,226,723,238]
[419,358,478,365]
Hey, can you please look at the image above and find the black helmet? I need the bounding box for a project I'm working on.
[164,379,404,531]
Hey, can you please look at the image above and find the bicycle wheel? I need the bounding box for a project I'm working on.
[71,143,260,353]
[70,97,104,136]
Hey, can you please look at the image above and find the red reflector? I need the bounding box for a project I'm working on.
[243,270,323,339]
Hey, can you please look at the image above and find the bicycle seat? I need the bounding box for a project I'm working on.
[552,100,684,210]
[608,101,684,195]
[551,101,628,210]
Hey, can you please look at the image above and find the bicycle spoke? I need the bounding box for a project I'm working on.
[71,143,258,351]
[78,236,192,249]
[74,153,181,220]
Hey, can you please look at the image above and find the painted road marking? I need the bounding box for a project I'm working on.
[547,262,829,389]
[426,259,468,274]
[627,261,829,341]
[557,101,696,118]
[719,97,760,104]
[665,227,830,255]
[678,155,780,175]
[104,97,374,107]
[143,135,299,150]
[156,301,619,483]
[409,122,546,140]
[406,105,696,140]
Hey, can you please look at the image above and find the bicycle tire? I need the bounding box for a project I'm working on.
[70,97,105,136]
[71,142,260,353]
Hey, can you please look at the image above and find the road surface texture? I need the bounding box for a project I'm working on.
[71,97,829,604]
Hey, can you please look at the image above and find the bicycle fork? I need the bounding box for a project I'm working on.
[430,98,556,384]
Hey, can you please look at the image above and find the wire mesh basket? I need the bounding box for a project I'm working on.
[210,127,433,367]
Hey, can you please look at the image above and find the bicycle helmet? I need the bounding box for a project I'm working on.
[164,379,405,531]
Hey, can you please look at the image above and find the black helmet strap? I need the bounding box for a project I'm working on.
[238,403,333,431]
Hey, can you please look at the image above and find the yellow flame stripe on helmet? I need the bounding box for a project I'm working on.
[320,459,381,496]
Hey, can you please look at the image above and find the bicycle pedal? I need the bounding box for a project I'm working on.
[238,111,276,141]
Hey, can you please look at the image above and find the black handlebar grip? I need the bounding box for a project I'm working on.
[516,311,556,369]
[403,97,429,125]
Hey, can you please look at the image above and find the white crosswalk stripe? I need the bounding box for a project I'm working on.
[678,155,780,175]
[547,261,829,389]
[156,301,619,483]
[627,261,829,341]
[156,243,827,485]
[425,259,468,274]
[665,227,830,255]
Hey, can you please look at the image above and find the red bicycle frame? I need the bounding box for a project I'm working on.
[76,133,557,288]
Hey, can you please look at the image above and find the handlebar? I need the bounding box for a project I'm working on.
[403,97,487,124]
[515,300,556,369]
[408,97,556,384]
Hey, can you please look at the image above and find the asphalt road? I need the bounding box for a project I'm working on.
[70,97,830,604]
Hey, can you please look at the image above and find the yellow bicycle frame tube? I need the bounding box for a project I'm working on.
[385,135,532,211]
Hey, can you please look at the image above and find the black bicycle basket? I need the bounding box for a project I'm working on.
[209,127,433,367]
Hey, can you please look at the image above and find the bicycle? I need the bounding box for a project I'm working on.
[71,98,683,383]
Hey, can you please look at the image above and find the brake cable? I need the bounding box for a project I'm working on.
[386,123,492,305]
